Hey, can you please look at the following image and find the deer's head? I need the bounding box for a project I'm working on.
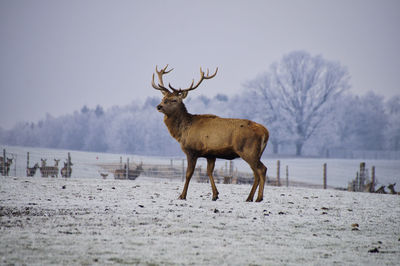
[152,65,218,116]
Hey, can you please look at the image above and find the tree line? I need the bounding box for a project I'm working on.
[1,51,399,157]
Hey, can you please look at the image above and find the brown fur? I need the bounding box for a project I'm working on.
[153,66,269,202]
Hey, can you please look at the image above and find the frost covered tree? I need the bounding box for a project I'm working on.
[335,92,387,150]
[247,51,350,155]
[385,95,400,150]
[244,73,290,154]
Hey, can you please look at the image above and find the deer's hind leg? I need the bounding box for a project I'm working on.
[254,161,267,202]
[239,151,267,202]
[207,157,219,201]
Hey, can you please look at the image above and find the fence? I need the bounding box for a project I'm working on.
[1,146,398,190]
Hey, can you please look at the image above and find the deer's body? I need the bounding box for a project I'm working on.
[388,183,400,195]
[166,113,267,160]
[40,159,60,178]
[0,157,13,176]
[26,163,39,177]
[61,158,73,178]
[152,65,269,202]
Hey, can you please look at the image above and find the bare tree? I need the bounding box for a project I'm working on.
[247,51,350,155]
[244,73,290,154]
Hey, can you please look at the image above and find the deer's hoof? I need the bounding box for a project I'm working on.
[245,198,253,202]
[255,197,263,202]
[212,195,219,201]
[178,195,186,200]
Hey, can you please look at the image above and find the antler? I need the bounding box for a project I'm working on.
[169,67,218,95]
[152,65,173,94]
[152,65,218,98]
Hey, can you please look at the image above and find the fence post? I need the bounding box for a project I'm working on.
[359,162,366,192]
[13,154,17,177]
[276,160,281,186]
[323,163,327,189]
[67,152,71,178]
[229,161,233,177]
[126,158,129,179]
[2,149,6,176]
[371,166,375,192]
[27,152,30,177]
[286,165,289,187]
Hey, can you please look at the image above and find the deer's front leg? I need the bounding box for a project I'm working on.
[206,157,219,201]
[178,155,197,200]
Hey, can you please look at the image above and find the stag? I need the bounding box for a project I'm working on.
[152,65,269,202]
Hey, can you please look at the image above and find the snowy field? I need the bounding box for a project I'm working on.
[1,176,399,265]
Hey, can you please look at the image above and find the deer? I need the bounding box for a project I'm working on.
[0,157,13,176]
[26,163,40,177]
[375,185,386,194]
[61,160,73,178]
[152,65,269,202]
[387,183,400,195]
[40,159,60,178]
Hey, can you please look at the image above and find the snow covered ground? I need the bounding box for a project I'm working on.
[1,176,399,265]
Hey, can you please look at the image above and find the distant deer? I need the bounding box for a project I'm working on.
[60,160,73,178]
[152,65,269,202]
[375,185,386,194]
[0,156,13,176]
[26,163,39,177]
[40,159,60,177]
[387,183,400,195]
[100,173,108,179]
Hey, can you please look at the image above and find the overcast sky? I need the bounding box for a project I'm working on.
[1,0,399,129]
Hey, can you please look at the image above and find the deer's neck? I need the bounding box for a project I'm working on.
[164,104,192,142]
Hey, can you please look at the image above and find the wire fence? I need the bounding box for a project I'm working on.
[1,146,399,191]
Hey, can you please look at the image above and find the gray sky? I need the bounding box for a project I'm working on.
[1,0,399,129]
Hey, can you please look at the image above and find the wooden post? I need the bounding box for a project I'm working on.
[355,172,359,192]
[359,162,366,192]
[2,149,6,176]
[371,166,375,192]
[126,158,129,179]
[67,152,71,178]
[323,163,327,189]
[229,161,233,177]
[27,152,30,177]
[276,160,281,186]
[286,165,289,187]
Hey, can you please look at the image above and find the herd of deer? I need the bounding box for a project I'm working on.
[26,158,73,178]
[373,183,400,195]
